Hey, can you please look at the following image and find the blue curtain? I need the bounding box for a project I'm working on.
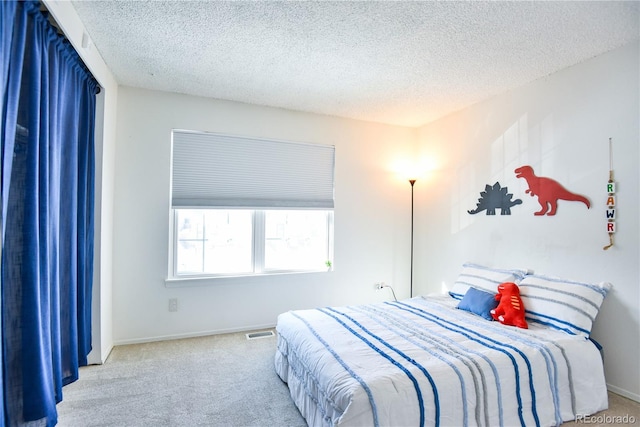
[1,1,98,426]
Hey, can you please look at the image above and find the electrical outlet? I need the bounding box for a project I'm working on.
[168,298,178,312]
[374,282,386,290]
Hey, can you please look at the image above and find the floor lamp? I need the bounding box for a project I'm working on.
[409,179,416,298]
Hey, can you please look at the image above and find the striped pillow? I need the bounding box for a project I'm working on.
[449,263,529,300]
[519,274,612,337]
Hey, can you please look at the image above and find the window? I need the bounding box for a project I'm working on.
[170,130,335,279]
[264,210,330,271]
[175,209,253,275]
[174,209,333,276]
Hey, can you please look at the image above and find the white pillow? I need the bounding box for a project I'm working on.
[449,263,529,300]
[519,274,612,337]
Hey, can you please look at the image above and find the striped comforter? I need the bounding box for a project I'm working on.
[274,296,608,427]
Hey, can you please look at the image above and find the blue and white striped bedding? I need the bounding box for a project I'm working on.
[518,275,611,337]
[275,295,608,427]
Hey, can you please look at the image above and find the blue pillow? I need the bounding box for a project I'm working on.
[457,287,498,321]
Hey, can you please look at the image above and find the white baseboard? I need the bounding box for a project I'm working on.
[607,383,640,403]
[113,323,277,346]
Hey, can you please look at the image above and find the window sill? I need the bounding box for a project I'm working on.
[165,269,332,288]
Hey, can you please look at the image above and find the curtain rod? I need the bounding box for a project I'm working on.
[38,1,101,94]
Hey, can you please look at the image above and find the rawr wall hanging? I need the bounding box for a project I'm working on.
[467,182,522,215]
[603,138,616,250]
[514,165,590,216]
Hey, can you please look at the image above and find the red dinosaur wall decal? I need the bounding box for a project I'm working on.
[514,165,590,216]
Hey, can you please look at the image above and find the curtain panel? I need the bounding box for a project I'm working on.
[1,1,98,426]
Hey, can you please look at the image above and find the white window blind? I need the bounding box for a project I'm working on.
[171,130,335,209]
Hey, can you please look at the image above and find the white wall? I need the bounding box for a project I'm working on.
[414,42,640,400]
[112,87,416,344]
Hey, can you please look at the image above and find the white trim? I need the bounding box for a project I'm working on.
[607,383,640,403]
[165,270,331,288]
[113,323,277,346]
[253,210,265,273]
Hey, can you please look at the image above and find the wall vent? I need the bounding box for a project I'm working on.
[245,330,275,340]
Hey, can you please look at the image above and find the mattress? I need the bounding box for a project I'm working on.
[275,295,608,427]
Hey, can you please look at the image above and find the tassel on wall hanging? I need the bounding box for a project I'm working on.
[603,138,615,250]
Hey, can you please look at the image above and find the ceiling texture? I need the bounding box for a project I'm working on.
[70,1,639,127]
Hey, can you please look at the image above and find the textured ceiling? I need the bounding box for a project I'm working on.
[70,1,639,127]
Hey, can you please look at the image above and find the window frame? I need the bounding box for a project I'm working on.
[168,208,334,281]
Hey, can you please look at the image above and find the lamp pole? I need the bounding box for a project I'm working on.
[409,179,416,298]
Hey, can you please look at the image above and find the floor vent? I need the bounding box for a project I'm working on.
[245,330,275,340]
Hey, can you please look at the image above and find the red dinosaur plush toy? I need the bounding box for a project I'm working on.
[490,282,528,329]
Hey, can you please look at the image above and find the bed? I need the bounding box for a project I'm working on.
[274,263,611,427]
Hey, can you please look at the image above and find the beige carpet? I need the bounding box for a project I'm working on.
[57,330,639,426]
[57,330,305,426]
